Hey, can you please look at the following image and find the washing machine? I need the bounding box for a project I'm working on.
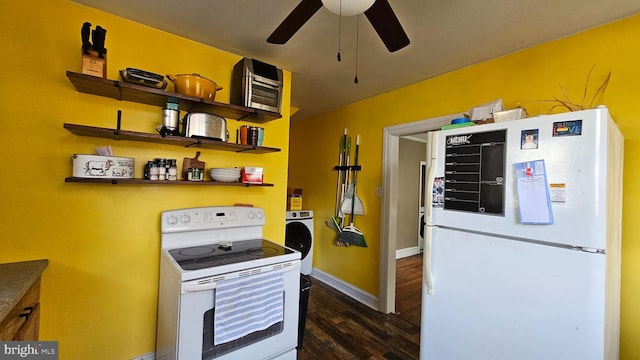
[285,210,314,275]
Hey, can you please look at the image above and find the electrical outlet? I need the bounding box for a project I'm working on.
[131,352,155,360]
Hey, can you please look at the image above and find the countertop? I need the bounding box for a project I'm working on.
[0,259,48,322]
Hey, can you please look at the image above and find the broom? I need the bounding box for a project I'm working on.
[338,135,367,247]
[326,129,346,232]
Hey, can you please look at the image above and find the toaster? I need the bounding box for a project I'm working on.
[182,112,229,141]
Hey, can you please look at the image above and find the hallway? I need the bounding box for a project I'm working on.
[395,254,423,326]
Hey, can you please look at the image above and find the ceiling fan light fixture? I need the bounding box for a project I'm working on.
[268,0,409,53]
[321,0,375,16]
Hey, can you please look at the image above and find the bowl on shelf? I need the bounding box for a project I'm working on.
[209,167,241,182]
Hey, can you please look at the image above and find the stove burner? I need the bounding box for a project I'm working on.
[179,246,215,257]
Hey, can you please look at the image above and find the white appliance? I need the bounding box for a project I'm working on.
[156,206,301,360]
[420,106,623,360]
[285,210,314,275]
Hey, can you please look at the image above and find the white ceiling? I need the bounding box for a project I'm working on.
[72,0,640,120]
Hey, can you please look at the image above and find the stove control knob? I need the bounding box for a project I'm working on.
[167,215,179,225]
[256,211,264,220]
[180,214,191,223]
[247,211,255,219]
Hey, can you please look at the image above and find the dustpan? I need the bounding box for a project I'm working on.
[340,184,365,215]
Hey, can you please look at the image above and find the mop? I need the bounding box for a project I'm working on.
[338,135,367,247]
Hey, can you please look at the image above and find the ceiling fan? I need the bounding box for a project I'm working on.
[267,0,410,52]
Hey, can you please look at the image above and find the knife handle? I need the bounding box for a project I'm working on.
[81,22,92,54]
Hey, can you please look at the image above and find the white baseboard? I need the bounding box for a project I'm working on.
[131,352,154,360]
[309,268,379,311]
[396,246,421,259]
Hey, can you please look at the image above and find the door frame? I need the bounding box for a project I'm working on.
[379,112,463,314]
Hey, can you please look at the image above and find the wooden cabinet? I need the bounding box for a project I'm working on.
[16,302,40,341]
[0,278,43,341]
[0,259,48,341]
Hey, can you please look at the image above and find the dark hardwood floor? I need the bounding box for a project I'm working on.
[297,277,421,360]
[395,254,423,326]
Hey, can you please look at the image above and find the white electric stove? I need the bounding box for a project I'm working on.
[155,206,301,360]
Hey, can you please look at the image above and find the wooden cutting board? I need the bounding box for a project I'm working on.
[182,151,205,180]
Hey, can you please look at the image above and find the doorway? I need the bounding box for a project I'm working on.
[395,138,427,257]
[393,138,427,325]
[379,112,463,315]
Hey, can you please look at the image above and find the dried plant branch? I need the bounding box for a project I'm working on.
[588,71,611,109]
[527,65,611,113]
[552,96,576,112]
[581,64,596,106]
[558,85,574,107]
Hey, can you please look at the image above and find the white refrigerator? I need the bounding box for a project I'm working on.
[420,106,623,360]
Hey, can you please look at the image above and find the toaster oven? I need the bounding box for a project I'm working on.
[231,58,283,114]
[182,112,229,142]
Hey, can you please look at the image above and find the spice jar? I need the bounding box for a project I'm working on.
[168,159,178,181]
[187,167,203,181]
[150,162,159,181]
[144,161,152,180]
[157,158,167,180]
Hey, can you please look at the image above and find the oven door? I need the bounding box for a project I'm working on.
[177,261,300,360]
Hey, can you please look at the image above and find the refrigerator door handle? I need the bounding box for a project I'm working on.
[424,132,437,295]
[424,225,435,295]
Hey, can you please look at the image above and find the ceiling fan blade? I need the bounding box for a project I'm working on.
[364,0,410,52]
[267,0,323,44]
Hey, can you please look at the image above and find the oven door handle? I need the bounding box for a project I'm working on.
[181,261,301,294]
[183,282,217,293]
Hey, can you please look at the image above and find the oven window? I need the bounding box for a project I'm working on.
[251,84,280,107]
[202,292,286,359]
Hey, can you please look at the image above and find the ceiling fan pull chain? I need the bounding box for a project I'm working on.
[337,0,342,62]
[354,14,359,84]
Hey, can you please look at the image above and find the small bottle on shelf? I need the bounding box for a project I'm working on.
[157,158,167,180]
[168,159,178,181]
[150,162,159,181]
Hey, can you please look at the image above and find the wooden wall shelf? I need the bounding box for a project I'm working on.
[63,123,280,154]
[64,177,273,187]
[65,71,280,188]
[66,71,282,123]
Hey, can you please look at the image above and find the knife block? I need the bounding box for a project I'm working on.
[81,49,106,78]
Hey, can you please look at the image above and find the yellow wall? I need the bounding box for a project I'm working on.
[289,14,640,359]
[0,1,291,359]
[3,0,638,358]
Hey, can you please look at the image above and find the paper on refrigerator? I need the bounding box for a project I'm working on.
[514,160,553,224]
